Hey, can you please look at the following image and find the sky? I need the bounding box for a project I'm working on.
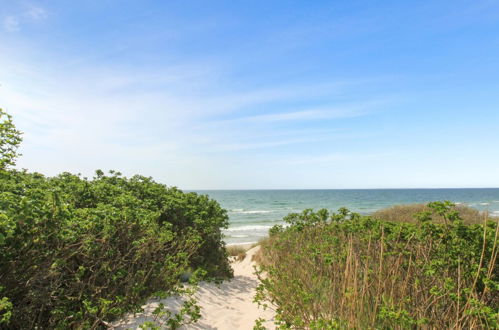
[1,0,499,189]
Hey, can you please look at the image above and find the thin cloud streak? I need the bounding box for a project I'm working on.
[198,100,388,136]
[3,16,19,31]
[223,105,369,124]
[25,6,47,20]
[2,5,48,32]
[209,137,321,152]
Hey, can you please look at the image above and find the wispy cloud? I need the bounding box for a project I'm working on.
[0,3,399,189]
[2,5,47,32]
[210,137,320,152]
[220,104,371,124]
[3,16,19,31]
[0,51,387,186]
[280,151,392,165]
[25,6,47,20]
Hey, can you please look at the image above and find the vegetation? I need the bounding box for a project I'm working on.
[256,203,498,329]
[0,109,232,328]
[226,245,247,261]
[0,109,22,170]
[3,108,498,329]
[373,203,486,225]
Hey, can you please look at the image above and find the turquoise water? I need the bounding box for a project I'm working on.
[194,189,499,245]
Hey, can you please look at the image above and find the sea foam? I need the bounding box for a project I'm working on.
[224,225,273,232]
[230,209,272,214]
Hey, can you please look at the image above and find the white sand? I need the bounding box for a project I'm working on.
[112,246,275,329]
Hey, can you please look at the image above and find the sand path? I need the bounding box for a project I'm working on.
[112,246,275,329]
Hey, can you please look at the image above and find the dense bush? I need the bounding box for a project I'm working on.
[372,202,485,224]
[256,202,498,329]
[0,110,232,328]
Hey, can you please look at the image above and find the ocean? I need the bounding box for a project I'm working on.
[194,189,499,245]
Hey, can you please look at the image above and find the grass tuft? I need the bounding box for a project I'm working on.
[226,245,247,261]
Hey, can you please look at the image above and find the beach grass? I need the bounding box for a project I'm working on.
[226,245,248,261]
[254,202,499,328]
[372,202,487,224]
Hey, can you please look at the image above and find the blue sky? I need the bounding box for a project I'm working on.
[1,1,499,189]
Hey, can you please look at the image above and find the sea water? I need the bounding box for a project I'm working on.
[194,189,499,245]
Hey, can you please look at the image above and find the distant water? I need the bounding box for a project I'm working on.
[194,189,499,245]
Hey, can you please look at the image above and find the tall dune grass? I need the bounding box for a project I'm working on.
[255,202,498,328]
[372,203,485,224]
[226,245,247,261]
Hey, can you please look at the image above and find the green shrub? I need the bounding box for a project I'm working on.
[0,109,232,328]
[0,109,22,170]
[372,202,485,224]
[0,169,232,328]
[256,202,498,328]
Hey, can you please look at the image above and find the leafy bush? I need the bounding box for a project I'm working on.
[372,202,485,224]
[256,202,498,328]
[0,109,22,170]
[0,110,232,328]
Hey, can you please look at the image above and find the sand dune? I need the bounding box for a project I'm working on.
[112,246,275,329]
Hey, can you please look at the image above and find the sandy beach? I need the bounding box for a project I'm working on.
[112,245,275,329]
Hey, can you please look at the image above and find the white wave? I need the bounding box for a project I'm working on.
[229,209,272,214]
[490,211,499,216]
[224,225,273,232]
[228,234,250,238]
[479,203,490,206]
[240,210,272,214]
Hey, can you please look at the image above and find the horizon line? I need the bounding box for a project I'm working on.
[186,187,499,191]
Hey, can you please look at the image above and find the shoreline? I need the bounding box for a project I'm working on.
[226,242,258,248]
